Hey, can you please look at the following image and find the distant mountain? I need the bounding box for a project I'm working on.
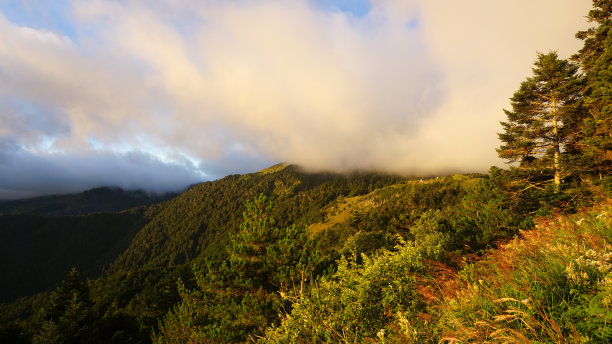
[0,187,178,217]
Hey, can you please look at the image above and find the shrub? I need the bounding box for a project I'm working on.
[262,239,432,343]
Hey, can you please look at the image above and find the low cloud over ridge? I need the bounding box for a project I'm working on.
[0,0,590,198]
[0,142,205,199]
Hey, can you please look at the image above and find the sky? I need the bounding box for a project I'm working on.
[0,0,592,199]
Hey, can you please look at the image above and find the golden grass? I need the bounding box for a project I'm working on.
[437,198,612,344]
[257,163,289,174]
[307,196,361,234]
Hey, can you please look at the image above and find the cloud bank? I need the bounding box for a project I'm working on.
[0,0,591,198]
[0,142,203,199]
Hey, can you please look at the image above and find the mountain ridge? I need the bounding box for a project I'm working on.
[0,186,179,217]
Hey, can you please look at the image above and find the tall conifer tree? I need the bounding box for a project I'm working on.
[34,268,93,344]
[497,52,582,190]
[573,0,612,178]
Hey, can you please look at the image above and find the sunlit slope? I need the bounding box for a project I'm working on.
[308,174,485,235]
[438,199,612,343]
[107,165,405,273]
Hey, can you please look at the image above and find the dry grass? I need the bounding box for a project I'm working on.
[307,196,361,234]
[436,198,612,343]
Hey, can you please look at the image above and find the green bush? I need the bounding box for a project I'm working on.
[263,239,432,343]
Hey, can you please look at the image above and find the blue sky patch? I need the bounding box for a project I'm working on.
[0,0,77,42]
[407,17,419,30]
[311,0,371,18]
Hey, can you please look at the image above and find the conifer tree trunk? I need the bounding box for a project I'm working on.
[552,100,561,191]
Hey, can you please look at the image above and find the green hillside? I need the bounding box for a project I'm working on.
[107,165,406,274]
[261,198,612,343]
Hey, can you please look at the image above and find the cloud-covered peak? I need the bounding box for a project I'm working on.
[0,0,591,198]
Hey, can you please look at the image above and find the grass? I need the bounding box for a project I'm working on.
[436,198,612,343]
[308,195,361,235]
[257,163,289,175]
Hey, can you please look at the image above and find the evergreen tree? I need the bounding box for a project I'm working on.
[228,194,279,289]
[497,51,583,190]
[228,194,320,292]
[574,0,612,72]
[32,320,62,344]
[34,268,94,344]
[573,0,612,178]
[156,195,322,343]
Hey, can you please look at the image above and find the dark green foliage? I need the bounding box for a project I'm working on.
[155,264,280,343]
[33,320,62,344]
[341,230,390,258]
[0,322,30,344]
[0,208,149,302]
[448,177,523,249]
[87,265,192,335]
[94,306,152,344]
[107,166,403,274]
[574,0,612,74]
[155,195,323,343]
[573,1,612,178]
[228,194,321,291]
[315,178,465,260]
[33,268,94,344]
[229,195,280,288]
[28,268,150,344]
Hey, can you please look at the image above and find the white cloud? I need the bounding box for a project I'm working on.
[0,0,593,197]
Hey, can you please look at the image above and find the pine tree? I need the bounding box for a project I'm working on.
[574,0,612,72]
[155,195,322,343]
[573,0,612,178]
[228,194,280,288]
[32,320,62,344]
[228,194,320,291]
[35,268,93,344]
[497,52,583,191]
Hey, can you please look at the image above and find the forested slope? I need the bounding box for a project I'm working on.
[0,207,152,302]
